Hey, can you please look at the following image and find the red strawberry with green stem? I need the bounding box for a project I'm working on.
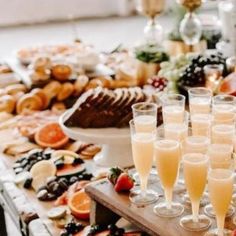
[114,173,134,192]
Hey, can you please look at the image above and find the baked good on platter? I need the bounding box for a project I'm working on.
[64,87,147,128]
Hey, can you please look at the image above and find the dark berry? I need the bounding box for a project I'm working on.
[72,158,84,166]
[23,177,33,189]
[55,160,64,169]
[69,176,78,184]
[82,173,93,180]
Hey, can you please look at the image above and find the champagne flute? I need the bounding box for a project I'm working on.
[161,93,186,125]
[132,102,157,133]
[212,95,236,125]
[132,102,158,183]
[129,120,158,206]
[188,87,212,115]
[153,138,184,217]
[180,153,211,231]
[204,169,233,236]
[204,144,235,219]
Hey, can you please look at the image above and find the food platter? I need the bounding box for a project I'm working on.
[59,109,133,167]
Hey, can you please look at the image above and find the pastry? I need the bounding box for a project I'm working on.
[31,88,50,109]
[0,112,13,122]
[0,95,16,113]
[43,81,62,99]
[29,70,50,84]
[12,91,25,101]
[16,94,43,114]
[31,56,52,72]
[51,102,66,112]
[6,84,27,96]
[92,76,112,88]
[57,82,74,101]
[84,79,103,91]
[5,142,40,156]
[64,87,147,128]
[0,64,12,73]
[73,75,89,96]
[51,64,72,81]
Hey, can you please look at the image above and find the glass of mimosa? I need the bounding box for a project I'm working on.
[180,153,211,231]
[188,87,212,115]
[153,139,184,217]
[204,144,235,219]
[212,95,236,125]
[164,111,189,144]
[183,136,210,155]
[132,102,157,133]
[129,120,158,206]
[161,94,185,124]
[211,124,235,145]
[204,169,233,236]
[191,113,212,137]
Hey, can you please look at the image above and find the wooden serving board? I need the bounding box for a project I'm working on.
[85,177,235,236]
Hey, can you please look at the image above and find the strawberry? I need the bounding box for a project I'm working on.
[114,173,134,192]
[107,167,124,185]
[232,229,236,236]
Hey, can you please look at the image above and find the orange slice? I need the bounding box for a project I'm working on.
[68,190,91,220]
[34,122,69,149]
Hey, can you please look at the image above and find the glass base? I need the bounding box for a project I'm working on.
[129,189,158,207]
[204,228,232,236]
[180,214,211,231]
[153,202,184,218]
[204,204,235,218]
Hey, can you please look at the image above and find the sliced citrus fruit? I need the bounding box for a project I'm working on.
[68,190,91,220]
[218,73,236,96]
[34,122,69,149]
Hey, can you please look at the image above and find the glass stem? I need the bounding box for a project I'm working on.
[164,188,172,209]
[192,201,199,223]
[140,176,147,197]
[216,215,225,236]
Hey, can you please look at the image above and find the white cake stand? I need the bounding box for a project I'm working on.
[59,109,133,168]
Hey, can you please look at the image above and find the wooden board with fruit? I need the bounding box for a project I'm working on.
[85,168,235,236]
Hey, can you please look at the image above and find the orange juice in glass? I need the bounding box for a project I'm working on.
[180,153,211,231]
[205,169,233,236]
[153,139,184,217]
[129,120,158,206]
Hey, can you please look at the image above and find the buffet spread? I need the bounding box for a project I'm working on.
[1,0,236,236]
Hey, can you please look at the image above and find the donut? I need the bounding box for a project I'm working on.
[6,84,27,96]
[74,75,89,96]
[43,81,62,99]
[16,94,43,114]
[51,64,72,81]
[0,95,16,113]
[31,88,50,109]
[57,82,74,101]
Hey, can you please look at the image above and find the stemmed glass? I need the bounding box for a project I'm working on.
[129,120,158,206]
[188,87,212,115]
[135,0,165,45]
[161,93,186,124]
[153,133,184,217]
[176,0,202,51]
[205,169,233,236]
[212,95,236,125]
[132,102,158,183]
[180,153,211,231]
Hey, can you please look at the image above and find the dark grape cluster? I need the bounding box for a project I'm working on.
[87,224,125,236]
[177,54,226,88]
[60,220,84,236]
